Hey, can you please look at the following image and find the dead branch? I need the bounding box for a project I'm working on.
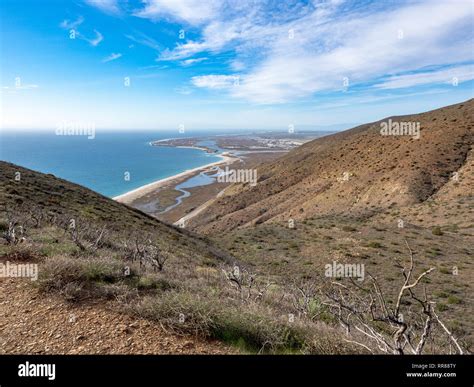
[125,235,170,272]
[222,265,271,302]
[2,208,27,245]
[320,239,465,354]
[67,220,107,252]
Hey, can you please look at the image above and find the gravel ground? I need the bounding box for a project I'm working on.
[0,278,232,355]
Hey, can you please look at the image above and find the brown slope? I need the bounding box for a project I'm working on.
[190,99,474,234]
[0,278,231,354]
[0,161,235,265]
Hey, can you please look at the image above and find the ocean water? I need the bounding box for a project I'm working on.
[0,130,224,197]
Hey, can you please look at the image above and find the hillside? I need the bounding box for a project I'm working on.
[189,100,473,234]
[0,160,233,265]
[183,99,473,352]
[0,161,356,354]
[1,96,472,354]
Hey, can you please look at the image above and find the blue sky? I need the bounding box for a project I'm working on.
[0,0,473,131]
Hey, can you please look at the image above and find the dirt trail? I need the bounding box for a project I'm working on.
[0,278,231,354]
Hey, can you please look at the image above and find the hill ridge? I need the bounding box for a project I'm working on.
[189,99,473,233]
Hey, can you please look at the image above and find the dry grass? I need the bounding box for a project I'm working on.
[1,99,472,355]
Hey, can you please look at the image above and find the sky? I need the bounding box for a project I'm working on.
[0,0,473,131]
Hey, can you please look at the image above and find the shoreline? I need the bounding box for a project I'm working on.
[152,141,212,153]
[113,152,237,204]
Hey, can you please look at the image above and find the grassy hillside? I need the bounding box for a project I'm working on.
[0,160,228,261]
[190,99,473,234]
[1,95,472,354]
[185,100,473,352]
[0,161,356,354]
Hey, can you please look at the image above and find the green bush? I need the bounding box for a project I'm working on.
[129,293,335,353]
[447,295,462,305]
[437,303,448,312]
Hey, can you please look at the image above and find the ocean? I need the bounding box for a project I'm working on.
[0,130,224,198]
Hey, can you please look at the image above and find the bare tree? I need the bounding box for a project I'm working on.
[321,240,465,354]
[141,243,169,272]
[222,265,272,302]
[291,282,325,320]
[123,236,170,272]
[24,207,46,229]
[2,208,27,245]
[67,219,107,252]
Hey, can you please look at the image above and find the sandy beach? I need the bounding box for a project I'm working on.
[113,153,237,204]
[112,134,303,223]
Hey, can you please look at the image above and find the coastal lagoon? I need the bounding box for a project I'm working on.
[0,130,224,197]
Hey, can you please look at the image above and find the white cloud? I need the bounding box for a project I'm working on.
[84,0,120,15]
[85,30,104,46]
[60,16,84,30]
[125,33,161,51]
[158,16,255,61]
[181,57,207,66]
[191,75,238,89]
[59,18,103,47]
[139,64,168,71]
[133,0,220,25]
[102,52,122,63]
[373,65,474,90]
[157,0,473,103]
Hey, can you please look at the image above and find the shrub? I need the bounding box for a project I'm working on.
[37,256,130,300]
[367,241,383,248]
[437,303,448,312]
[0,221,9,232]
[128,293,351,354]
[447,295,462,305]
[342,226,357,232]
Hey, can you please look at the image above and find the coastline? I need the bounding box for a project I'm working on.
[152,141,211,153]
[113,152,237,204]
[113,135,305,222]
[149,151,283,225]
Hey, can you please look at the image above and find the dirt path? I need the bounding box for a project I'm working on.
[0,278,231,354]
